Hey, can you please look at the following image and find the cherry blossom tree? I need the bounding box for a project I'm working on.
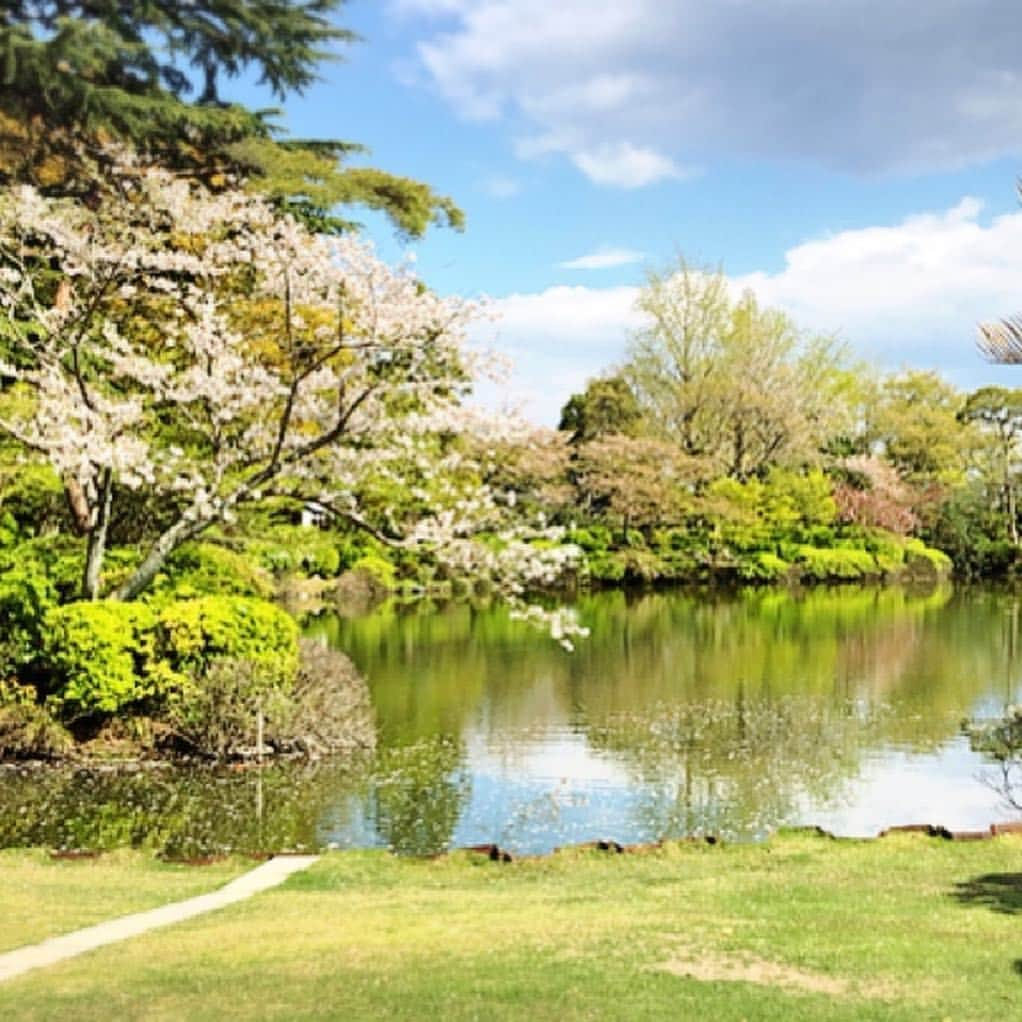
[0,159,584,642]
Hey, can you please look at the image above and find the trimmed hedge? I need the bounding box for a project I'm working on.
[43,602,163,714]
[158,596,299,691]
[41,597,299,716]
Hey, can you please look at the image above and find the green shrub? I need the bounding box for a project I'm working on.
[158,542,274,600]
[42,602,166,714]
[586,550,627,582]
[736,551,792,582]
[157,597,299,691]
[619,548,664,581]
[0,680,72,758]
[35,595,299,722]
[566,525,614,553]
[0,562,57,676]
[348,554,397,590]
[246,526,342,578]
[0,462,67,537]
[856,532,907,576]
[794,546,879,582]
[902,538,953,575]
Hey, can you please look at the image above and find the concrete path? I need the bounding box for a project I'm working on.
[0,855,319,984]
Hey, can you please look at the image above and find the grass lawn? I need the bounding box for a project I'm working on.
[0,849,248,954]
[2,830,1022,1019]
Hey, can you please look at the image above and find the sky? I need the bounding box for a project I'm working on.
[235,0,1022,425]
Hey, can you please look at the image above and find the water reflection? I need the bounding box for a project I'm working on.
[4,584,1022,855]
[0,759,372,857]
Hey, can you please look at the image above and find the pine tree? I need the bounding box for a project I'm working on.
[0,1,463,236]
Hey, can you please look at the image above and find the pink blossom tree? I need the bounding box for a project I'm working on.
[0,161,583,642]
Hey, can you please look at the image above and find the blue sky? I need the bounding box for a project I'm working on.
[234,1,1022,424]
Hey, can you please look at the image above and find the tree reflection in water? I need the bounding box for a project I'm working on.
[7,584,1022,854]
[588,694,888,839]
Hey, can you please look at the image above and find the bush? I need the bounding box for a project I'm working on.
[246,525,342,578]
[0,562,57,677]
[736,551,791,582]
[165,657,292,759]
[0,680,72,759]
[902,538,953,575]
[794,546,879,582]
[42,602,166,714]
[157,542,275,600]
[280,640,376,757]
[586,550,627,582]
[566,525,614,553]
[0,462,68,537]
[348,554,397,590]
[39,596,299,720]
[856,532,906,576]
[157,597,299,691]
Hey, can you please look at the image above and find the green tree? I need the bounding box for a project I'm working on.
[624,259,850,479]
[573,435,709,538]
[867,371,973,487]
[558,374,642,442]
[0,1,462,237]
[960,386,1022,545]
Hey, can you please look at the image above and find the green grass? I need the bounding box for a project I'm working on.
[0,849,248,953]
[3,832,1022,1019]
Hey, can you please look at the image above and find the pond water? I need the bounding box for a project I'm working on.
[4,584,1022,856]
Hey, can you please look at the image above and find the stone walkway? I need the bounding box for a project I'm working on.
[0,855,320,984]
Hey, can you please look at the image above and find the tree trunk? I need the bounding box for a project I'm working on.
[64,477,91,536]
[1010,481,1019,547]
[82,470,113,601]
[112,513,210,602]
[1005,451,1019,547]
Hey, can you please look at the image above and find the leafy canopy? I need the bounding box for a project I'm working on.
[0,1,463,237]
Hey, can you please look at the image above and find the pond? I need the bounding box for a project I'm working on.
[4,584,1022,856]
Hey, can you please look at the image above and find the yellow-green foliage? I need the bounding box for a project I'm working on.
[0,563,57,673]
[736,551,791,582]
[42,602,165,714]
[157,597,299,692]
[348,554,397,589]
[245,526,342,578]
[903,538,953,574]
[0,461,65,537]
[795,546,879,581]
[40,597,299,716]
[709,469,838,553]
[157,543,274,600]
[859,532,907,575]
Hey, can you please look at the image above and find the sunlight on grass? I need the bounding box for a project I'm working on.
[0,849,248,954]
[2,833,1022,1019]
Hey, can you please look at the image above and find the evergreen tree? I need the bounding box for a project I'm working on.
[0,1,463,236]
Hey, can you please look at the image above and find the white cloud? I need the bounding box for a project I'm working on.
[733,197,1022,366]
[482,175,521,198]
[469,284,641,424]
[570,143,687,189]
[468,199,1022,425]
[392,0,1022,179]
[559,246,645,271]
